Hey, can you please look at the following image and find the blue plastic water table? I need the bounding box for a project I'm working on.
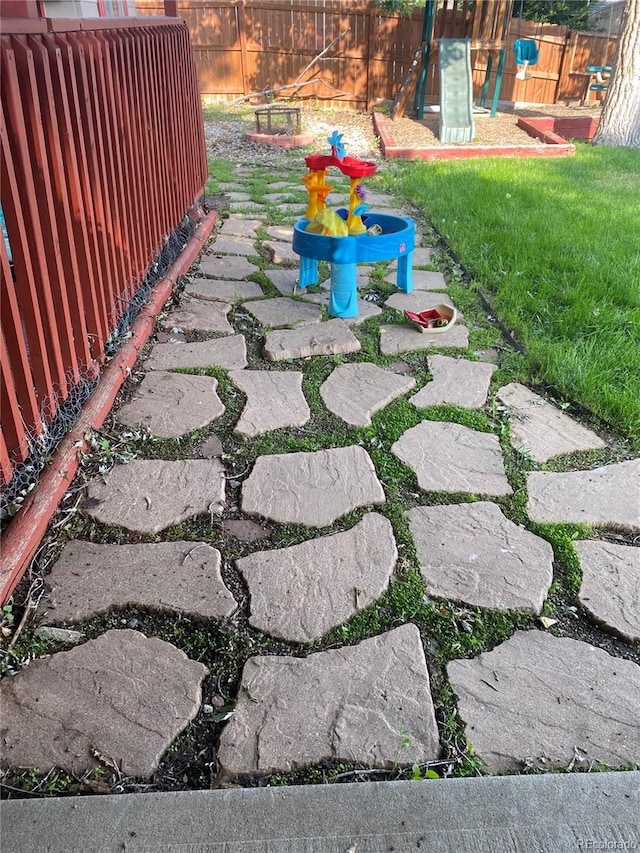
[292,209,415,319]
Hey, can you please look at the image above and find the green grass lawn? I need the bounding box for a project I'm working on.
[394,146,640,439]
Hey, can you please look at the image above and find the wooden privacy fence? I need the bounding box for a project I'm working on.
[136,0,618,110]
[0,13,208,495]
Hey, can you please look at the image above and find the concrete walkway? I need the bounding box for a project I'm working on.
[2,171,639,818]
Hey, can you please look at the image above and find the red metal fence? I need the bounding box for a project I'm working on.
[0,12,208,493]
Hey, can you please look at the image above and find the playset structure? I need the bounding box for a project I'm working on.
[393,0,515,131]
[293,133,415,320]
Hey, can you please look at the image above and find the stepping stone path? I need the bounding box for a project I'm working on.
[241,445,385,527]
[39,540,236,623]
[0,630,207,777]
[320,362,416,427]
[385,291,455,313]
[410,355,497,409]
[265,225,294,241]
[385,270,446,291]
[230,370,310,438]
[576,540,640,643]
[200,255,258,280]
[210,235,256,256]
[217,624,440,778]
[407,503,553,612]
[447,631,640,773]
[527,459,640,531]
[160,298,234,335]
[241,296,322,328]
[187,278,263,303]
[496,382,605,462]
[84,459,226,534]
[301,292,382,325]
[236,513,397,642]
[379,322,469,354]
[218,218,262,238]
[8,169,639,787]
[390,247,434,267]
[263,240,299,265]
[263,268,300,294]
[392,421,512,496]
[117,372,224,438]
[145,335,247,371]
[263,318,361,361]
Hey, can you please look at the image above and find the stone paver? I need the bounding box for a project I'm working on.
[187,278,263,303]
[226,192,252,202]
[355,266,374,287]
[231,202,266,214]
[242,297,322,328]
[145,335,247,371]
[300,291,382,325]
[265,225,294,241]
[200,256,258,280]
[156,330,186,343]
[218,218,262,238]
[263,318,361,361]
[263,240,299,266]
[85,459,226,534]
[161,298,234,335]
[385,270,446,291]
[241,445,385,527]
[217,624,440,777]
[38,540,237,624]
[407,503,553,612]
[389,247,434,268]
[263,268,300,295]
[223,519,272,543]
[0,630,207,777]
[496,383,606,462]
[198,435,223,458]
[230,370,310,438]
[379,323,469,354]
[320,362,416,427]
[117,372,225,438]
[447,630,640,773]
[263,192,304,204]
[211,235,257,256]
[577,539,640,643]
[237,513,397,643]
[391,421,512,496]
[385,291,455,312]
[410,356,497,409]
[526,460,640,532]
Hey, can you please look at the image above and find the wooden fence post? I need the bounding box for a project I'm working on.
[366,3,376,111]
[238,0,249,97]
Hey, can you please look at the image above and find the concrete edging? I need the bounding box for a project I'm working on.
[2,771,638,852]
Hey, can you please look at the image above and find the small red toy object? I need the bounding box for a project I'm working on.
[404,304,457,333]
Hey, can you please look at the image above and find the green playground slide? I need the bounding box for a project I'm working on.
[439,38,475,143]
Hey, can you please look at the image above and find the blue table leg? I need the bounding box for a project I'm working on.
[298,256,318,289]
[396,251,413,293]
[329,263,358,318]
